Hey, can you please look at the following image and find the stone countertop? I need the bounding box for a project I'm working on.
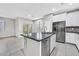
[21,32,55,42]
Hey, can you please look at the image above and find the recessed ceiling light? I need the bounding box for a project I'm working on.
[52,8,56,11]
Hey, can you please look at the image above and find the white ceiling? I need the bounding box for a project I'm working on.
[0,3,79,19]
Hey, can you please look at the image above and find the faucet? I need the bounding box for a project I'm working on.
[44,26,47,32]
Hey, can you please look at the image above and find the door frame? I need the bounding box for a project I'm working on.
[52,21,66,43]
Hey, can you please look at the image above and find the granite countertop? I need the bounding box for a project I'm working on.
[21,32,55,42]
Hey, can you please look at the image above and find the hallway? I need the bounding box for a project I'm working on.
[51,42,79,56]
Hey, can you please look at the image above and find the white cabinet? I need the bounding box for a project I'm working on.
[26,38,40,56]
[66,11,79,26]
[75,34,79,49]
[50,34,56,53]
[44,20,52,32]
[53,13,66,22]
[66,33,76,44]
[66,33,79,49]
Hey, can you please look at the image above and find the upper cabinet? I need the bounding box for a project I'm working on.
[53,13,66,22]
[43,15,53,32]
[53,11,79,26]
[66,11,79,26]
[32,14,53,33]
[32,20,44,33]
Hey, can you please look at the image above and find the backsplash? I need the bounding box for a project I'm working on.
[65,26,79,34]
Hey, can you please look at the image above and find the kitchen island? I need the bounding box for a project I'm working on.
[21,32,56,56]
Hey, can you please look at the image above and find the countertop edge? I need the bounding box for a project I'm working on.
[21,33,55,42]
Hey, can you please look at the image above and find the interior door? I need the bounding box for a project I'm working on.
[53,21,65,43]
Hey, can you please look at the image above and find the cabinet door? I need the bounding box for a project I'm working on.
[67,11,79,26]
[41,38,50,56]
[50,34,56,53]
[66,33,70,43]
[66,33,75,43]
[26,38,40,56]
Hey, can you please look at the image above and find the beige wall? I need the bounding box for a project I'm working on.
[0,17,15,37]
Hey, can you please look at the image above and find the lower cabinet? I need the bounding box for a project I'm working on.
[66,33,76,44]
[66,33,79,50]
[50,34,56,53]
[26,38,40,56]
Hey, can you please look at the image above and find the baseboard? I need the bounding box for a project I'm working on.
[65,42,76,45]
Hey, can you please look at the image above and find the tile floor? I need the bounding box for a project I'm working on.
[51,42,79,56]
[0,37,24,56]
[0,37,79,56]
